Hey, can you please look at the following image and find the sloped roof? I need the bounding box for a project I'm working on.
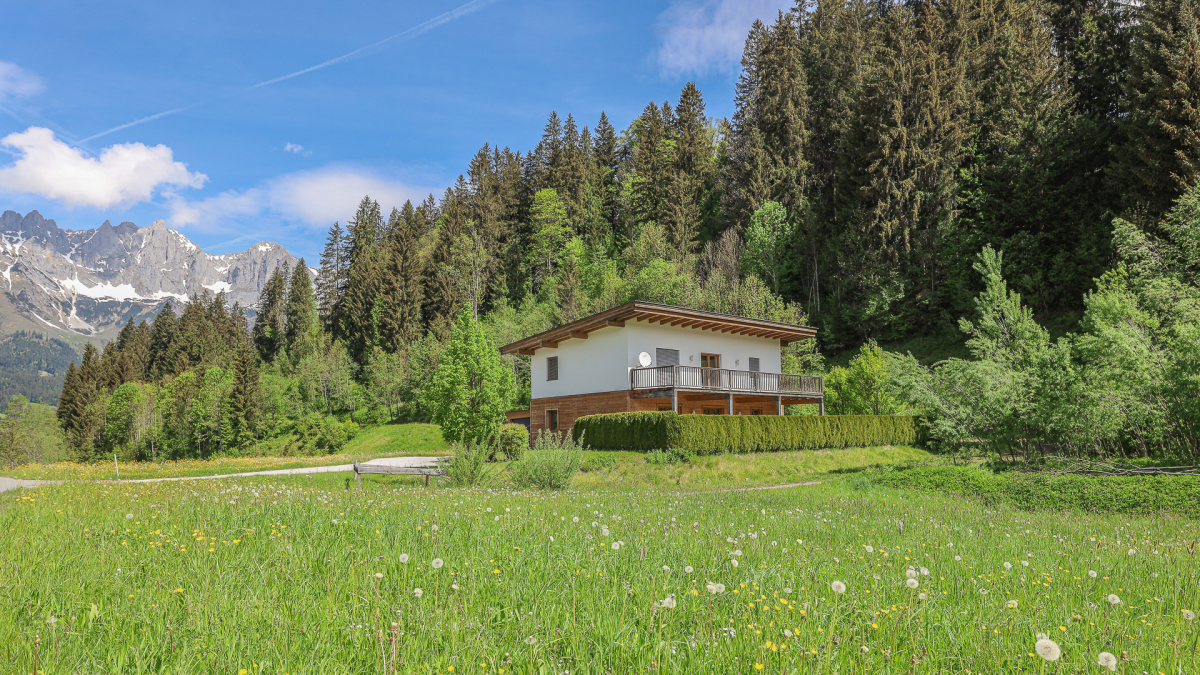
[498,301,817,355]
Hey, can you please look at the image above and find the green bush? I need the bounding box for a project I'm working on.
[509,430,583,490]
[852,465,1200,518]
[573,412,925,453]
[494,423,529,462]
[579,453,616,472]
[291,414,361,454]
[445,440,494,487]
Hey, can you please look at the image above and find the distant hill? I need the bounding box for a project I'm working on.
[0,330,77,404]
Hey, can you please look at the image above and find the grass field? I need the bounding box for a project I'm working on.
[3,423,451,481]
[2,469,1195,674]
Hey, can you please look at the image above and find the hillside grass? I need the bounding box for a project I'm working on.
[1,475,1194,673]
[2,422,450,481]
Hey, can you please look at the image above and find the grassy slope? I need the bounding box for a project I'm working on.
[3,422,451,480]
[1,475,1193,673]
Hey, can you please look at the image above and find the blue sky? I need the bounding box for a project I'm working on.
[0,0,791,261]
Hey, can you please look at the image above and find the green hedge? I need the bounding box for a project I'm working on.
[572,412,925,453]
[853,465,1200,518]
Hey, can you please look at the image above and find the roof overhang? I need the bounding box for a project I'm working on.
[498,301,817,355]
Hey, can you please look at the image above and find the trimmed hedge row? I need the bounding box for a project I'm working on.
[572,412,925,453]
[853,465,1200,518]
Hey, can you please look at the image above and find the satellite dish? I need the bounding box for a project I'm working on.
[638,351,653,367]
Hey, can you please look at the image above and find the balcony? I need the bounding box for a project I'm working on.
[630,365,823,397]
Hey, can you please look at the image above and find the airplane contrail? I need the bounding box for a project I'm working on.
[78,0,501,144]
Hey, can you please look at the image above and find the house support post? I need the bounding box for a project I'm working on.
[727,393,733,415]
[776,396,782,416]
[671,388,678,414]
[819,398,825,416]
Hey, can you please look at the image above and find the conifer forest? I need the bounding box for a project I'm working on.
[49,0,1200,462]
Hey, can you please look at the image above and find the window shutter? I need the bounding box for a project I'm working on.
[655,348,679,367]
[547,356,558,381]
[748,357,760,372]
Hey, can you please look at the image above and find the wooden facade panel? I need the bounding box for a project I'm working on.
[530,390,633,439]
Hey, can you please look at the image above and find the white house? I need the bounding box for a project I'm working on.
[500,302,823,437]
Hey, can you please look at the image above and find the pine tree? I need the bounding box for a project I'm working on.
[627,101,675,233]
[284,257,316,356]
[342,196,389,363]
[1117,0,1200,216]
[316,222,348,338]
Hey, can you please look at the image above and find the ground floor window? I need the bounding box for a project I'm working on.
[546,409,558,431]
[750,409,762,415]
[657,405,670,412]
[702,407,724,415]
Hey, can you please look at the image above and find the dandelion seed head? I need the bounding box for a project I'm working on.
[905,578,919,589]
[611,542,620,550]
[662,565,671,573]
[731,559,738,568]
[1003,562,1012,569]
[954,555,962,561]
[432,558,444,569]
[1183,610,1196,621]
[1127,548,1137,556]
[1088,570,1097,578]
[399,554,409,564]
[1097,651,1117,671]
[865,545,874,553]
[1106,594,1121,606]
[125,513,134,520]
[374,573,383,579]
[831,581,847,594]
[684,566,693,574]
[413,588,424,598]
[524,636,537,645]
[906,568,918,579]
[1035,638,1061,661]
[918,592,926,601]
[861,645,869,653]
[1007,600,1018,609]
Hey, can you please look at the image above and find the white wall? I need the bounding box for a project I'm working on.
[530,325,629,399]
[624,319,782,373]
[528,318,784,399]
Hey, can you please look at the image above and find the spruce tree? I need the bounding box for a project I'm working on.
[147,301,178,380]
[316,222,348,338]
[284,258,316,356]
[252,265,288,362]
[343,196,389,363]
[1117,0,1200,215]
[380,203,426,350]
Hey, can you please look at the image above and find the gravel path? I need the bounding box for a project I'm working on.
[0,457,445,493]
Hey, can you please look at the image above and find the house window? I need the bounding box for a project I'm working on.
[657,405,670,412]
[702,407,724,415]
[547,356,558,381]
[546,409,559,431]
[700,353,721,368]
[655,348,679,367]
[751,408,762,415]
[748,357,760,372]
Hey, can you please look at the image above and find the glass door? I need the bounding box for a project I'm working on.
[700,353,721,387]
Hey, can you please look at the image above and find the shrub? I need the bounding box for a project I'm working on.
[852,465,1200,518]
[291,414,360,454]
[444,440,494,487]
[509,430,583,490]
[574,412,926,453]
[494,423,529,462]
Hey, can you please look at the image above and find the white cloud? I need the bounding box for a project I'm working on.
[168,164,429,232]
[283,143,310,155]
[0,62,44,99]
[655,0,792,76]
[0,127,207,209]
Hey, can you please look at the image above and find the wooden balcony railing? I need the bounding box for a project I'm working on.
[630,365,823,396]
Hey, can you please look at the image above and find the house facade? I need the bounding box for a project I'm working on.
[500,302,823,438]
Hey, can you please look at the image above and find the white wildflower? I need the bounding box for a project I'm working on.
[1035,638,1061,661]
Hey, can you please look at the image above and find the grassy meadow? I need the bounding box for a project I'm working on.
[3,423,450,481]
[1,470,1196,674]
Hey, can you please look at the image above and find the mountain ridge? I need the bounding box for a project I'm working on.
[0,209,307,343]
